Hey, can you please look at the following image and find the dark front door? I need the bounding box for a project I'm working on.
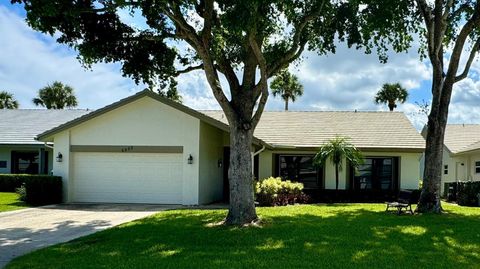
[352,157,398,192]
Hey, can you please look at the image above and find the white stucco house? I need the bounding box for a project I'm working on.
[438,124,480,193]
[28,90,425,205]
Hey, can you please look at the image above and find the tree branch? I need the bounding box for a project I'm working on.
[175,64,204,75]
[248,34,268,129]
[455,38,480,82]
[267,3,324,77]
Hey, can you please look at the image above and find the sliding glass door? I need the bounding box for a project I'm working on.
[352,157,398,192]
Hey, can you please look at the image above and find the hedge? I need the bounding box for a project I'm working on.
[0,174,62,206]
[444,181,480,206]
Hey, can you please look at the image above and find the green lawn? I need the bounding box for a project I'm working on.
[6,203,480,269]
[0,192,28,212]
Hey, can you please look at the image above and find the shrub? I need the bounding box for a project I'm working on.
[456,182,480,206]
[0,174,25,192]
[0,174,62,206]
[255,177,309,206]
[16,184,27,201]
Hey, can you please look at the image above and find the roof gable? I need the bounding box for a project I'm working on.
[444,124,480,154]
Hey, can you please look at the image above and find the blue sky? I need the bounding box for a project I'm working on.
[1,3,480,130]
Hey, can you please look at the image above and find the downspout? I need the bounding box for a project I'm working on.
[251,145,266,179]
[43,142,54,149]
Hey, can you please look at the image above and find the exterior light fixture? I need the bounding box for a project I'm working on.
[218,159,223,168]
[56,153,63,162]
[187,154,193,164]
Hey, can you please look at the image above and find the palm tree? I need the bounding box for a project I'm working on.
[270,69,304,111]
[374,83,408,111]
[313,136,364,194]
[33,81,78,109]
[0,91,19,109]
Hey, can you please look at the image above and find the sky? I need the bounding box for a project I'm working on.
[1,3,480,130]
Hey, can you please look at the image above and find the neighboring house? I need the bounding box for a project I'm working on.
[439,124,480,193]
[0,109,90,175]
[36,90,425,205]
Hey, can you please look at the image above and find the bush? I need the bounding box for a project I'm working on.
[0,174,62,206]
[0,174,25,192]
[255,177,309,206]
[456,182,480,206]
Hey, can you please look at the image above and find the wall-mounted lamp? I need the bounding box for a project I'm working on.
[187,154,193,164]
[218,159,223,168]
[56,153,63,162]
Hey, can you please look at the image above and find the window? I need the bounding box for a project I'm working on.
[352,157,397,191]
[0,161,6,168]
[444,165,448,175]
[277,155,320,189]
[476,161,480,174]
[11,151,39,174]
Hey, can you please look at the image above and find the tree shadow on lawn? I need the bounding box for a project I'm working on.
[7,205,480,269]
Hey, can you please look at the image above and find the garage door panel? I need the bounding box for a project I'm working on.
[72,152,183,204]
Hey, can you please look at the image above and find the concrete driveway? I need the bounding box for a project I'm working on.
[0,204,176,268]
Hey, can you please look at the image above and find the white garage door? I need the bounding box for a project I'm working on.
[72,152,183,204]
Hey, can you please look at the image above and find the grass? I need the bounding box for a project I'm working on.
[6,203,480,269]
[0,192,28,212]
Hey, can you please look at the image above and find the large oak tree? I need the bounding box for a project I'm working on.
[414,0,480,213]
[13,0,414,224]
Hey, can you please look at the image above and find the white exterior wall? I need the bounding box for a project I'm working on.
[52,97,202,205]
[198,122,224,204]
[258,149,422,190]
[440,149,480,194]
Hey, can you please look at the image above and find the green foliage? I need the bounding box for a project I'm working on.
[33,81,78,109]
[0,174,62,206]
[0,91,19,109]
[270,69,303,110]
[314,136,364,171]
[11,0,416,90]
[374,83,408,111]
[255,177,308,206]
[450,182,480,207]
[15,184,26,201]
[0,174,25,192]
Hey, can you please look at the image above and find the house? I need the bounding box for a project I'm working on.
[0,109,90,175]
[35,90,425,205]
[440,124,480,193]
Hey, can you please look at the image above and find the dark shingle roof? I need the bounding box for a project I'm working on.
[0,109,91,145]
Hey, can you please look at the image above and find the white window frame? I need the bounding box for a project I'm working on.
[475,161,480,174]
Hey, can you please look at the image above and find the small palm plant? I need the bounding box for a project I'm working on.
[0,91,19,109]
[270,69,304,111]
[313,136,364,194]
[33,81,78,109]
[374,83,408,111]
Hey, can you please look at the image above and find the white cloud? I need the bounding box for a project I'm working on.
[0,6,143,109]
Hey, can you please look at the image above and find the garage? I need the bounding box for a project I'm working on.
[71,152,183,204]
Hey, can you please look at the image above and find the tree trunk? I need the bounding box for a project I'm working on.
[417,83,451,213]
[225,122,258,225]
[335,164,339,197]
[388,102,395,111]
[285,100,289,111]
